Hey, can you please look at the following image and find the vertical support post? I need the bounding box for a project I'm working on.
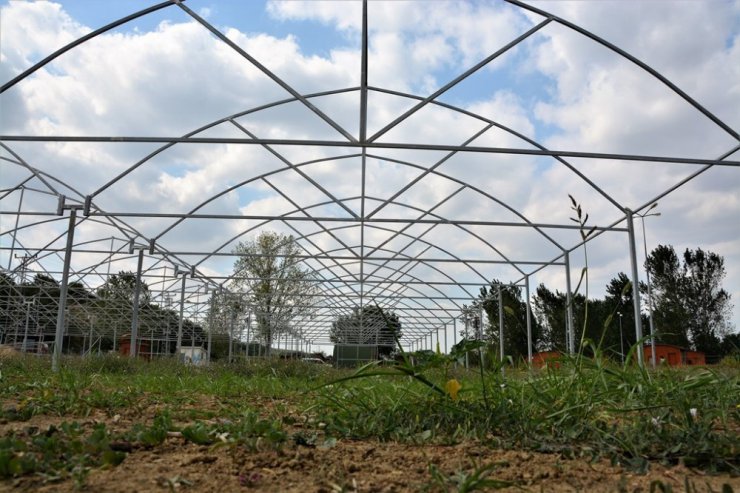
[641,215,657,368]
[35,302,41,354]
[207,289,219,363]
[626,209,645,367]
[478,304,485,368]
[443,323,448,354]
[129,249,144,358]
[564,252,575,354]
[228,311,234,363]
[246,315,251,360]
[497,285,504,362]
[452,318,457,367]
[463,315,469,368]
[106,237,114,352]
[22,301,32,352]
[525,276,533,363]
[359,0,368,142]
[52,208,77,372]
[88,317,94,357]
[436,326,439,352]
[176,274,186,361]
[12,311,20,346]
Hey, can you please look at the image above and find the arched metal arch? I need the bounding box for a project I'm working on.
[1,0,737,362]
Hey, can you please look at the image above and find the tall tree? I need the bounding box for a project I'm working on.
[330,305,402,358]
[533,282,620,358]
[92,271,152,349]
[643,245,690,347]
[477,280,540,361]
[532,284,567,352]
[602,272,640,360]
[205,290,247,360]
[97,271,151,306]
[646,245,732,354]
[231,232,318,354]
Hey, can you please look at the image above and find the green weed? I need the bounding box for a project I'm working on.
[0,421,126,487]
[426,462,518,492]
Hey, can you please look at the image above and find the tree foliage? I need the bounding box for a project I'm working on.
[97,271,150,305]
[230,232,318,353]
[330,305,402,358]
[646,245,733,354]
[602,273,640,359]
[476,280,541,361]
[533,275,639,360]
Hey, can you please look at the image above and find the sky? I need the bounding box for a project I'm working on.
[0,0,738,353]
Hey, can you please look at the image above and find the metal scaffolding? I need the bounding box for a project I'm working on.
[0,0,737,368]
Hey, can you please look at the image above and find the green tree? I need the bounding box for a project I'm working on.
[477,280,541,361]
[719,332,740,359]
[92,271,153,351]
[643,245,691,347]
[231,232,318,354]
[97,271,151,305]
[330,305,402,358]
[602,272,640,360]
[646,245,732,354]
[206,290,247,361]
[31,274,58,287]
[532,284,567,352]
[533,281,625,359]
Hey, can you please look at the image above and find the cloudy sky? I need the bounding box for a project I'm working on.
[1,0,738,351]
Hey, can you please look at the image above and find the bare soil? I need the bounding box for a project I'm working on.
[2,413,738,492]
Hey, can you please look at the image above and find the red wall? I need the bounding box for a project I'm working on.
[684,351,705,366]
[644,345,705,366]
[118,339,151,360]
[531,351,562,368]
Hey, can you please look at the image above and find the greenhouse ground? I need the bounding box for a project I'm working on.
[1,354,738,492]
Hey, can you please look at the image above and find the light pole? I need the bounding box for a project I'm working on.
[637,203,661,368]
[617,311,624,364]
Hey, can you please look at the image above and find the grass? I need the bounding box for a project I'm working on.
[315,354,739,473]
[0,353,738,490]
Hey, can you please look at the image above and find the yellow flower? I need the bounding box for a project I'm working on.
[445,379,461,401]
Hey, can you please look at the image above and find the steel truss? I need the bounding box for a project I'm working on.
[0,0,737,368]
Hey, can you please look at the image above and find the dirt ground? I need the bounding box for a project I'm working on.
[2,411,738,493]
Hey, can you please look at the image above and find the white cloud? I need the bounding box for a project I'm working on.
[267,0,531,91]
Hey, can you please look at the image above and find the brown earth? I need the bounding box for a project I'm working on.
[0,346,20,359]
[2,416,739,492]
